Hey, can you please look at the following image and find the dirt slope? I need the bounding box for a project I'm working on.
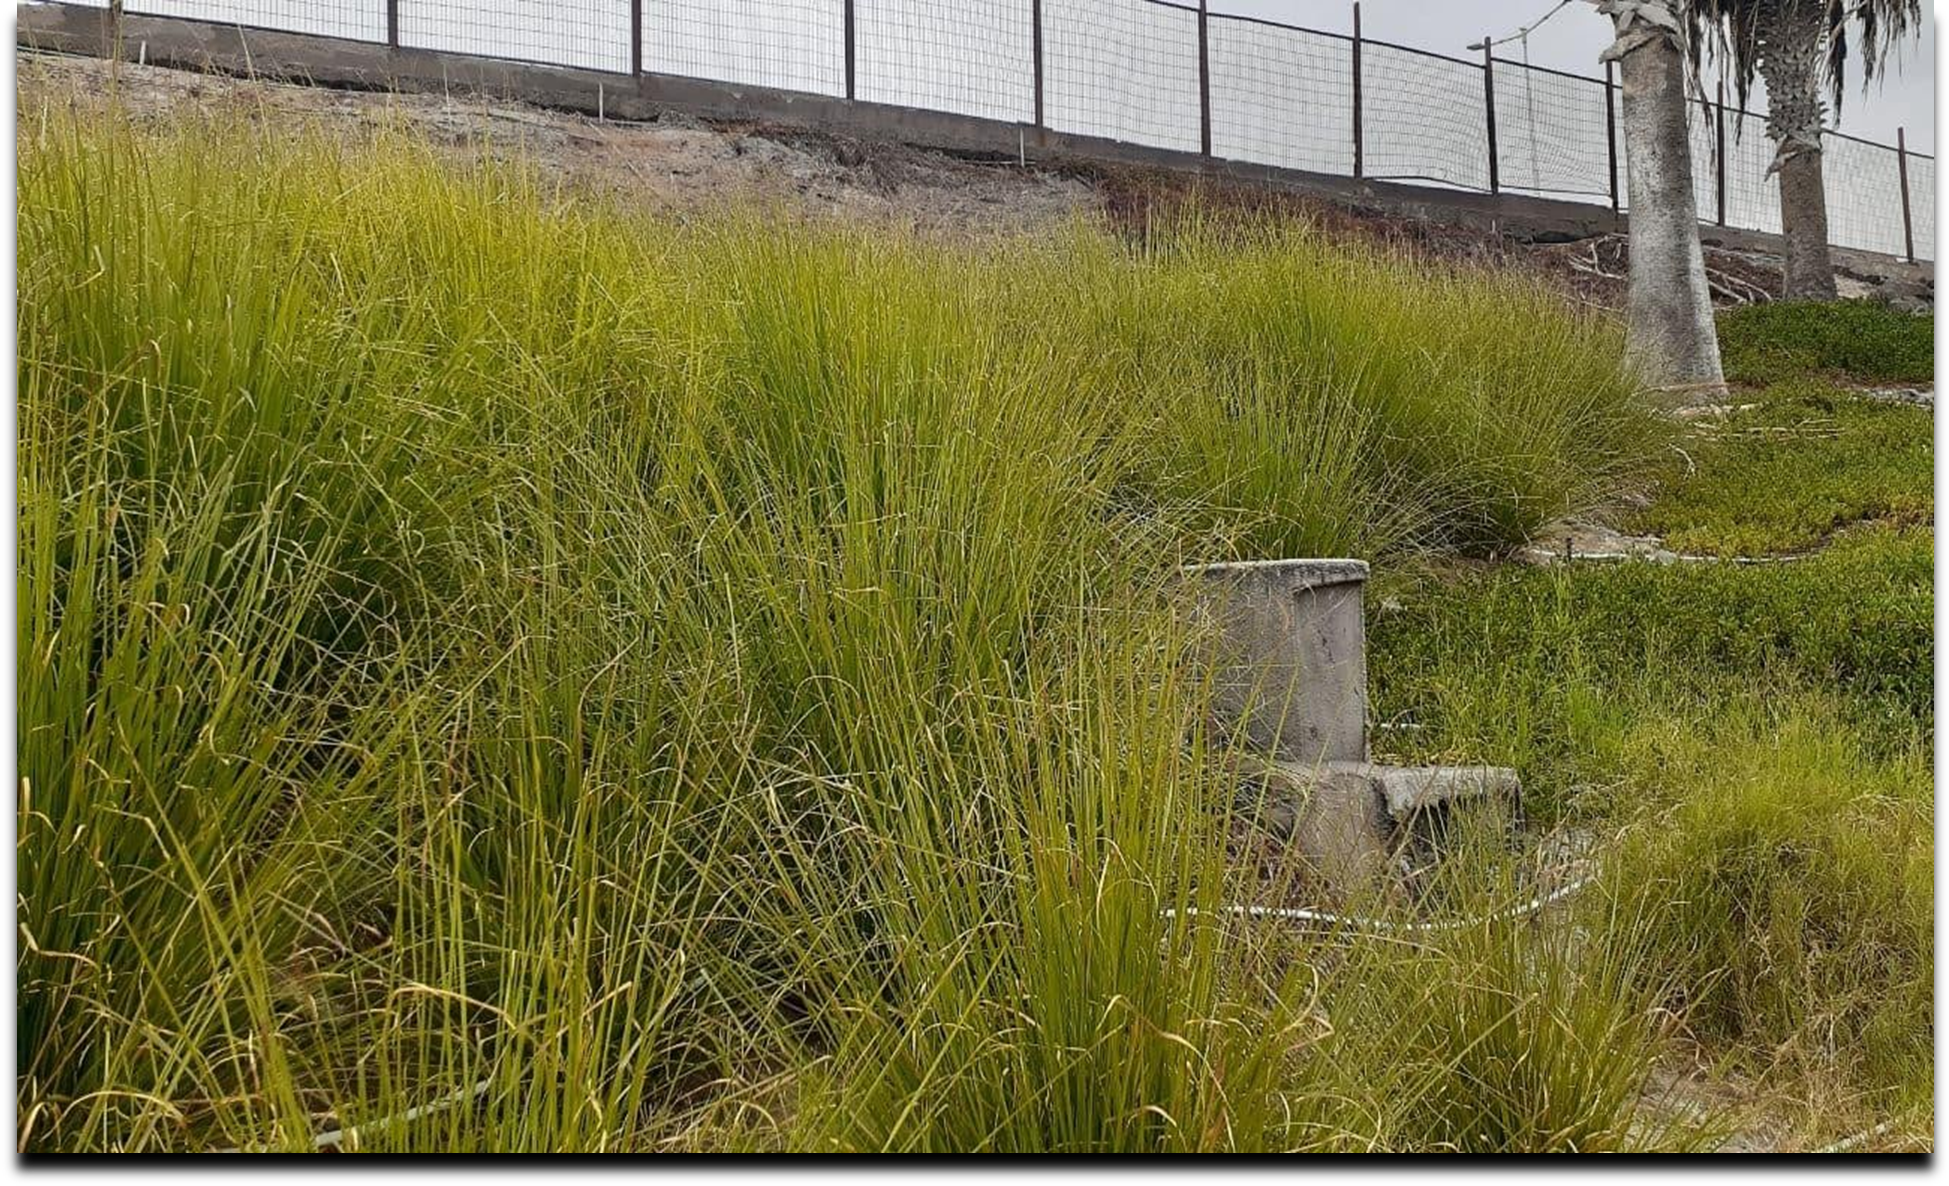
[18,48,1931,313]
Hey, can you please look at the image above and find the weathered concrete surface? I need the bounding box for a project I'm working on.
[1196,557,1522,898]
[1192,559,1369,766]
[22,0,1929,276]
[1246,759,1521,898]
[1372,765,1522,821]
[1249,760,1394,898]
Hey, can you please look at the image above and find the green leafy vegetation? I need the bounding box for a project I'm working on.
[1628,381,1932,556]
[16,103,1930,1154]
[1370,525,1932,806]
[1716,298,1934,386]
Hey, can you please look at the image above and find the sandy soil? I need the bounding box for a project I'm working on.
[17,50,1098,235]
[22,47,1934,314]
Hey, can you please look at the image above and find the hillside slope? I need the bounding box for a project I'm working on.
[19,49,1932,313]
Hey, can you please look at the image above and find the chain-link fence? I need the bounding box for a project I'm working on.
[52,0,1935,262]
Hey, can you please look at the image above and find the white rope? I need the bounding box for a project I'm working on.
[1520,546,1808,564]
[1162,874,1596,935]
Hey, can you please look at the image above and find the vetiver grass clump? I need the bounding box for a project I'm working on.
[20,106,1662,1152]
[1607,708,1932,1139]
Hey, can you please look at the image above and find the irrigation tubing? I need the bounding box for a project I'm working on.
[220,1079,492,1153]
[1160,873,1597,934]
[1520,547,1810,565]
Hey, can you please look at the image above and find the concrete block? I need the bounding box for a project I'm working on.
[1195,556,1523,900]
[1248,759,1392,898]
[1190,559,1369,765]
[1244,759,1521,900]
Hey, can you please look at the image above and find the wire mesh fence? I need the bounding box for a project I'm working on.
[1491,59,1613,205]
[1044,0,1201,153]
[1823,132,1915,260]
[1721,111,1785,235]
[647,1,844,96]
[1208,18,1352,176]
[122,0,386,42]
[1905,154,1936,261]
[61,0,1934,262]
[1361,40,1491,191]
[855,0,1032,123]
[400,0,631,72]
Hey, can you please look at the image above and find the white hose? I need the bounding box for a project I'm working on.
[1522,547,1807,565]
[1161,874,1596,935]
[220,1078,491,1153]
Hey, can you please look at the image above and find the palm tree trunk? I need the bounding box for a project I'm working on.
[1757,0,1839,299]
[1603,3,1725,399]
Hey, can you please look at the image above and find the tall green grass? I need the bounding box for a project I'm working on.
[1366,551,1933,1144]
[1609,711,1932,1114]
[19,105,1667,1152]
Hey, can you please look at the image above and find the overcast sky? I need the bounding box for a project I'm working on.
[1216,0,1935,151]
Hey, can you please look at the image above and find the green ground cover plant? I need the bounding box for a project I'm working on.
[1628,382,1932,556]
[1715,299,1934,386]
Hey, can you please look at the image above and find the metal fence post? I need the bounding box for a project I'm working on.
[386,0,399,48]
[1897,126,1916,264]
[1031,0,1044,128]
[1603,60,1620,212]
[629,0,641,76]
[1714,80,1727,226]
[844,0,855,101]
[1198,0,1211,158]
[1351,3,1363,178]
[1481,37,1499,194]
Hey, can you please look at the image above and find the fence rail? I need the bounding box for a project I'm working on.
[51,0,1934,261]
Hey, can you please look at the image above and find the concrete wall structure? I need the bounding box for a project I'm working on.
[18,1,1936,281]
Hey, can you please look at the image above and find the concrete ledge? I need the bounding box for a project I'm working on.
[1249,759,1521,897]
[1373,764,1521,820]
[1191,557,1369,592]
